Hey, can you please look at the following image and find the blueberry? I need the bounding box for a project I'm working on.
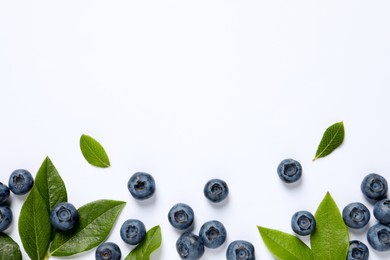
[347,240,369,260]
[367,223,390,251]
[50,202,78,232]
[95,242,121,260]
[8,169,34,195]
[0,206,13,232]
[203,179,229,203]
[176,232,205,259]
[198,220,227,249]
[291,210,316,236]
[342,202,370,229]
[226,240,255,260]
[0,183,10,204]
[374,199,390,224]
[361,173,388,201]
[168,203,194,231]
[120,219,146,245]
[277,159,302,183]
[127,172,156,200]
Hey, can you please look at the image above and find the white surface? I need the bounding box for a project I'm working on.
[1,1,390,259]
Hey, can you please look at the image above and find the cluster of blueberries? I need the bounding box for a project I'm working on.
[277,158,390,260]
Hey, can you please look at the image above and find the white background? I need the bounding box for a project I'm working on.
[1,1,390,259]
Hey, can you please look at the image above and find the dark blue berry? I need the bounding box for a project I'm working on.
[342,202,370,229]
[50,202,78,232]
[374,199,390,224]
[0,183,10,204]
[203,179,229,203]
[198,220,227,249]
[120,219,146,245]
[277,159,302,183]
[127,172,156,200]
[8,169,34,195]
[347,240,369,260]
[291,210,316,236]
[367,223,390,251]
[361,173,388,201]
[168,203,194,231]
[0,206,13,232]
[95,242,121,260]
[176,232,205,259]
[226,240,255,260]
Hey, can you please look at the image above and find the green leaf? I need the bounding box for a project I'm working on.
[80,134,110,168]
[258,226,312,260]
[313,121,344,161]
[125,225,162,260]
[50,200,126,256]
[310,192,349,259]
[34,156,67,210]
[18,186,52,260]
[0,233,22,260]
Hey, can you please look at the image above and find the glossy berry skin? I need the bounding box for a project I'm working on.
[203,179,229,203]
[373,199,390,224]
[120,219,146,245]
[342,202,370,229]
[176,232,205,259]
[168,203,194,231]
[0,183,10,204]
[50,202,78,232]
[226,240,255,260]
[198,220,227,249]
[0,206,13,232]
[95,242,121,260]
[291,211,316,236]
[367,223,390,251]
[347,240,369,260]
[127,172,156,200]
[277,159,302,183]
[8,169,34,195]
[361,173,388,201]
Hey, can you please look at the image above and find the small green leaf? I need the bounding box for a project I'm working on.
[258,226,312,260]
[18,186,52,260]
[50,200,126,256]
[0,233,22,260]
[310,192,349,259]
[313,121,344,161]
[125,225,162,260]
[80,134,110,168]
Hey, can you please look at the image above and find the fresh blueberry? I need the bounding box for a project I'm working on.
[342,202,370,229]
[8,169,34,195]
[120,219,146,245]
[0,183,10,204]
[0,206,13,232]
[168,203,194,231]
[374,199,390,224]
[367,223,390,251]
[203,179,229,203]
[226,240,255,260]
[291,210,316,236]
[176,232,205,259]
[347,240,369,260]
[50,202,78,232]
[361,173,388,201]
[127,172,156,200]
[95,242,121,260]
[277,159,302,183]
[198,220,227,249]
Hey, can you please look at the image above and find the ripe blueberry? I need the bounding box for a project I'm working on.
[176,232,205,259]
[0,183,10,204]
[203,179,229,203]
[367,223,390,251]
[361,173,388,201]
[8,169,34,195]
[347,240,369,260]
[0,206,13,232]
[291,210,316,236]
[342,202,370,229]
[277,159,302,183]
[198,220,227,249]
[226,240,255,260]
[127,172,156,200]
[373,199,390,224]
[120,219,146,245]
[168,203,194,231]
[95,242,121,260]
[50,202,78,232]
